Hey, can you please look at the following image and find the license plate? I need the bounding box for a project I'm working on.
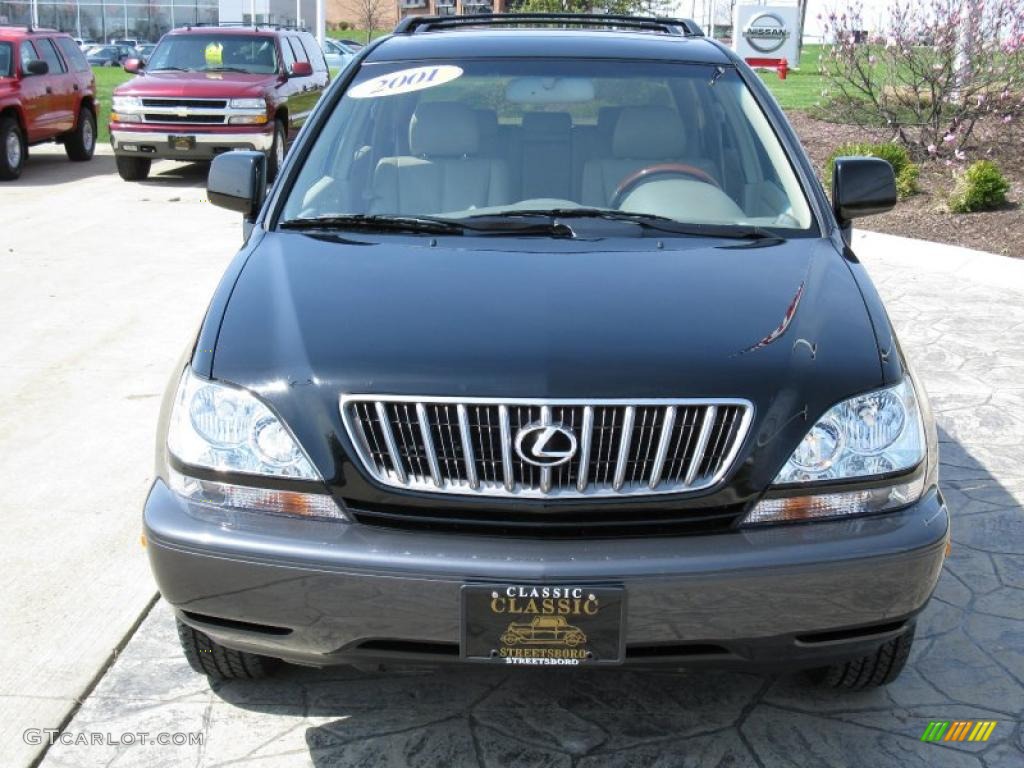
[169,135,195,151]
[461,584,625,666]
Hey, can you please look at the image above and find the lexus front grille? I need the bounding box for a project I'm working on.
[340,396,753,498]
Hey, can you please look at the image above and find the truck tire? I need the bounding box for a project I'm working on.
[116,155,151,181]
[65,105,96,162]
[0,116,26,181]
[812,624,915,690]
[176,619,279,680]
[267,118,286,181]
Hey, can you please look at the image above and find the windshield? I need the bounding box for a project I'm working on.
[147,34,278,74]
[0,43,11,77]
[282,58,814,234]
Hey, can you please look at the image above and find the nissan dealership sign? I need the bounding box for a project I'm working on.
[733,4,800,64]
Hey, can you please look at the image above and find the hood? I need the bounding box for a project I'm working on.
[114,71,277,99]
[214,232,882,398]
[210,232,886,494]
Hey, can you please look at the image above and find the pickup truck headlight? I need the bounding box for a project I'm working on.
[744,378,927,525]
[167,367,319,479]
[112,95,142,113]
[229,98,266,109]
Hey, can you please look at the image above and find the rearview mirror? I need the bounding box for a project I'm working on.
[123,57,143,73]
[832,156,897,227]
[208,151,266,220]
[25,59,48,76]
[289,61,313,77]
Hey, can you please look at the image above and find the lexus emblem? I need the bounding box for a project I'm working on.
[514,423,578,467]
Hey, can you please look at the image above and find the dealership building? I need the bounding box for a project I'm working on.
[0,0,318,43]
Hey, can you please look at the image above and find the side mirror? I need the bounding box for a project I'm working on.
[208,150,267,219]
[123,57,143,73]
[25,59,48,76]
[832,156,897,227]
[289,61,313,77]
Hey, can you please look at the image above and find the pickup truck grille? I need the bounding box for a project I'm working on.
[340,396,753,499]
[136,97,231,125]
[141,98,228,109]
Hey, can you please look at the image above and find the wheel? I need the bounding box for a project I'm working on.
[0,116,26,180]
[267,118,286,181]
[116,154,150,181]
[564,633,583,647]
[64,105,96,161]
[500,632,519,646]
[176,619,279,680]
[810,624,915,690]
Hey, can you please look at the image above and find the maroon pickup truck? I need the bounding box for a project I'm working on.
[110,26,328,182]
[0,26,97,180]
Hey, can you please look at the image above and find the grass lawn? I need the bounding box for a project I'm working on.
[92,66,133,143]
[757,44,824,111]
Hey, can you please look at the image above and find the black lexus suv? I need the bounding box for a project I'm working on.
[145,14,948,690]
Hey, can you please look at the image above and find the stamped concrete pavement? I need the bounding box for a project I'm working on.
[28,225,1024,767]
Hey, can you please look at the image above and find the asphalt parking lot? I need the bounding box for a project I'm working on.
[4,147,1023,768]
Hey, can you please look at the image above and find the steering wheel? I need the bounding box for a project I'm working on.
[611,163,720,209]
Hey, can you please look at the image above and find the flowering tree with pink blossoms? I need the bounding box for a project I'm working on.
[819,0,1024,156]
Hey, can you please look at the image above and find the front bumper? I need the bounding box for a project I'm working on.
[110,127,273,160]
[144,479,949,669]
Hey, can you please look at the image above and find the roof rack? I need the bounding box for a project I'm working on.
[393,13,705,37]
[181,22,309,32]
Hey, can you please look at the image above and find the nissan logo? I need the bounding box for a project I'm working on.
[514,423,578,467]
[743,13,790,54]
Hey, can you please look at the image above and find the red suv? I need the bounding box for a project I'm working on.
[110,26,329,182]
[0,26,98,180]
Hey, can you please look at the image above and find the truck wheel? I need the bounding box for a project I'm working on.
[0,116,26,181]
[811,624,915,690]
[116,155,151,181]
[176,619,279,680]
[65,106,96,161]
[267,118,286,181]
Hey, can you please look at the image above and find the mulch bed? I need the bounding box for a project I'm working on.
[786,112,1024,257]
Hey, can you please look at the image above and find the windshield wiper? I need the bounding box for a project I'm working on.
[149,66,193,72]
[279,213,573,237]
[473,208,787,241]
[202,66,253,74]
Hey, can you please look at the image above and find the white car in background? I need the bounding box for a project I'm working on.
[322,38,358,69]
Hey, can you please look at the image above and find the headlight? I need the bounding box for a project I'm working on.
[167,367,319,480]
[112,95,141,112]
[744,378,927,525]
[229,97,266,109]
[774,378,923,484]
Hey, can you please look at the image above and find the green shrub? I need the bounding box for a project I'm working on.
[823,142,919,200]
[948,160,1010,213]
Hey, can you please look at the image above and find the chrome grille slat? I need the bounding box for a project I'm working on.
[341,396,752,499]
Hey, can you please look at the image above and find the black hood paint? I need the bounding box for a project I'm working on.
[208,232,887,505]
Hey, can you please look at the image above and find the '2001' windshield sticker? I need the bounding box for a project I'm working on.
[348,65,463,99]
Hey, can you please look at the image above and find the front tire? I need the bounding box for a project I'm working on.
[176,619,279,680]
[811,624,915,690]
[0,116,26,180]
[116,154,150,181]
[267,118,286,181]
[65,106,96,161]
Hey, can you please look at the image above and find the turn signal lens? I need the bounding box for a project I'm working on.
[169,469,347,521]
[227,114,269,124]
[743,475,925,525]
